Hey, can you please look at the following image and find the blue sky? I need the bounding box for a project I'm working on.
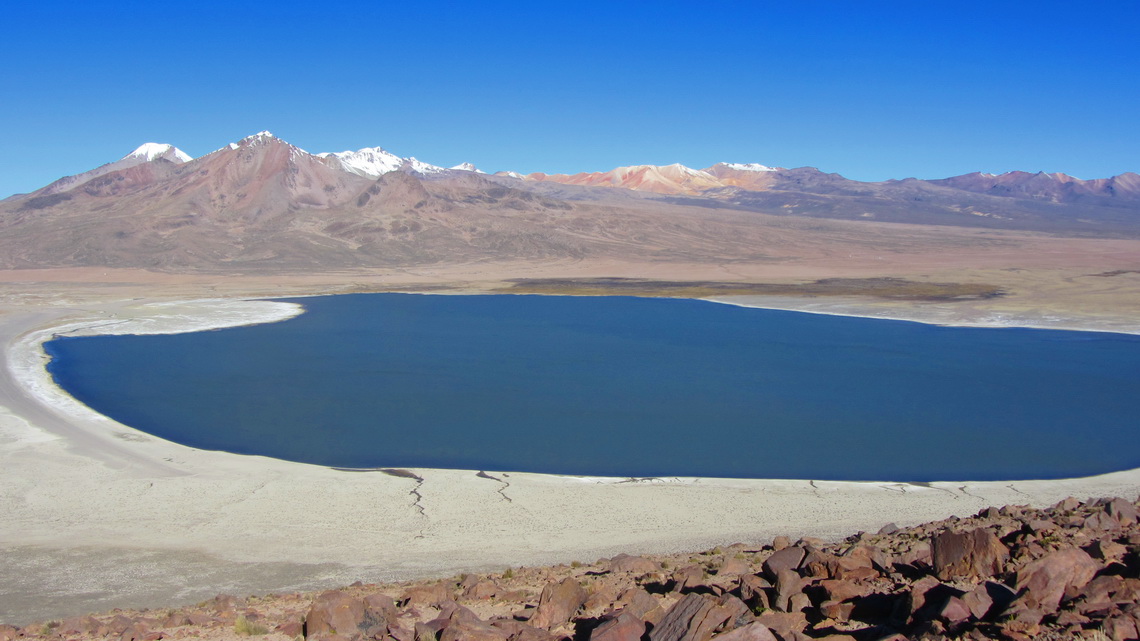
[2,1,1137,198]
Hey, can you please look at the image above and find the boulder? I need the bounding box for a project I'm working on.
[819,601,854,623]
[753,611,807,640]
[1013,547,1100,613]
[959,584,994,620]
[363,593,397,624]
[615,587,662,620]
[931,528,1008,580]
[589,610,646,641]
[738,575,771,609]
[438,605,508,641]
[762,547,805,581]
[462,580,501,601]
[818,579,870,603]
[773,569,804,612]
[305,590,365,639]
[1104,497,1140,525]
[59,616,103,635]
[1084,511,1120,532]
[717,557,752,576]
[649,593,751,641]
[672,565,709,593]
[935,596,972,623]
[1053,497,1081,512]
[608,554,660,574]
[709,622,778,641]
[529,578,588,629]
[1104,614,1140,641]
[491,621,559,641]
[401,582,453,607]
[771,536,791,551]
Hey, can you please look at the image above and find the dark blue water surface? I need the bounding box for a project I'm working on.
[45,293,1140,481]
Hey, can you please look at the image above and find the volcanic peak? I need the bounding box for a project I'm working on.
[123,143,192,164]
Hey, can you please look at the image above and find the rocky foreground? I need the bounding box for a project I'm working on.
[5,497,1140,641]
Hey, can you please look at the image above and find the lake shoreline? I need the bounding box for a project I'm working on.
[3,290,1140,623]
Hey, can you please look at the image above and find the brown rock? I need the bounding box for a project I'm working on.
[709,622,778,641]
[161,613,193,627]
[818,579,870,603]
[529,578,588,629]
[773,569,804,612]
[186,612,216,626]
[1087,538,1128,562]
[1105,614,1140,641]
[649,593,751,641]
[306,590,366,639]
[390,622,415,641]
[738,575,771,609]
[1053,497,1081,512]
[590,610,646,641]
[584,584,621,614]
[753,611,807,639]
[930,528,1008,580]
[1085,511,1120,532]
[672,565,709,593]
[936,596,972,623]
[717,558,752,576]
[615,587,662,620]
[608,554,660,574]
[960,584,993,620]
[799,549,839,579]
[59,616,103,635]
[904,576,942,622]
[0,625,17,641]
[896,541,932,567]
[364,593,397,621]
[438,606,508,641]
[771,536,791,551]
[416,620,444,641]
[491,620,558,641]
[1104,497,1140,525]
[1013,547,1100,613]
[787,593,811,613]
[401,582,453,607]
[819,600,855,623]
[277,621,305,638]
[463,580,501,600]
[762,547,805,581]
[1055,610,1090,626]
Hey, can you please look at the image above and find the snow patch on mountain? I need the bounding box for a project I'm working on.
[124,143,192,163]
[718,162,777,172]
[318,146,446,178]
[450,162,485,174]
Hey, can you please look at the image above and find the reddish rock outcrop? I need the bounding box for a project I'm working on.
[529,578,588,629]
[930,527,1009,580]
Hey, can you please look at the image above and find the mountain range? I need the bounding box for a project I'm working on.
[1,131,1137,272]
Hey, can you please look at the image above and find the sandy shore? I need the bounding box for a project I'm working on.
[2,292,1139,625]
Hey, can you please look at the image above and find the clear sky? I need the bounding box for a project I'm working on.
[2,1,1137,198]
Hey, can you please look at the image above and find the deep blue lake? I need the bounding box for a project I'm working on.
[44,293,1140,481]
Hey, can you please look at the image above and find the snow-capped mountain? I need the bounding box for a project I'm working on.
[450,162,485,174]
[124,143,193,163]
[37,142,193,196]
[318,146,446,178]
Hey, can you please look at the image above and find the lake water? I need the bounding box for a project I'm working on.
[44,293,1140,481]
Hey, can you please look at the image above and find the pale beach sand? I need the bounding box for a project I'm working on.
[2,289,1139,624]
